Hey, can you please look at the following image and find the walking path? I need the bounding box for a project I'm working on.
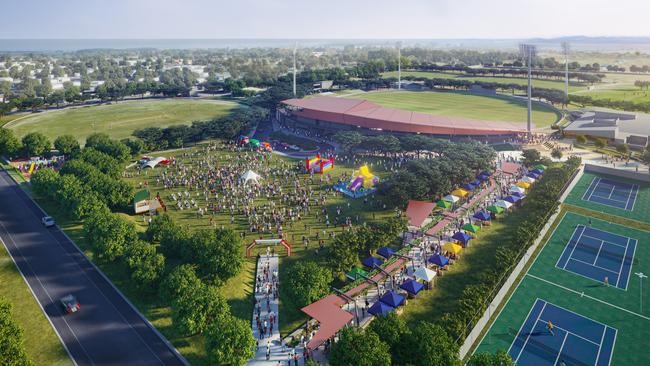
[248,254,284,366]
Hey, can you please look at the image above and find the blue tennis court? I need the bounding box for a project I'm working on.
[582,177,639,211]
[556,225,636,290]
[509,299,617,366]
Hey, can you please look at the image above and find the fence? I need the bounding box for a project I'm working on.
[458,165,584,359]
[584,163,650,183]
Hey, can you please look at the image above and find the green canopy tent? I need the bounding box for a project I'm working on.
[436,200,451,209]
[462,223,481,233]
[346,267,369,281]
[534,164,547,170]
[486,205,504,214]
[249,139,261,148]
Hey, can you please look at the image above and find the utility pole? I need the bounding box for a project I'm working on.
[636,272,647,313]
[397,41,402,90]
[562,42,570,104]
[292,43,297,97]
[520,44,536,140]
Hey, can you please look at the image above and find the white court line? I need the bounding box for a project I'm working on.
[582,177,601,201]
[514,302,548,363]
[594,324,608,366]
[568,257,619,275]
[536,318,600,346]
[581,234,628,249]
[608,329,618,366]
[629,184,640,212]
[507,298,545,356]
[554,332,569,366]
[593,240,605,265]
[615,238,631,288]
[589,193,628,204]
[618,238,638,291]
[606,184,616,199]
[564,226,587,270]
[527,273,650,321]
[555,225,583,269]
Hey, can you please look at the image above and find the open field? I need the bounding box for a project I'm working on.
[474,210,650,365]
[358,90,560,127]
[5,99,238,144]
[0,240,72,366]
[381,70,585,92]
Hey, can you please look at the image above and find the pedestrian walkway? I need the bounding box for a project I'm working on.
[248,253,285,366]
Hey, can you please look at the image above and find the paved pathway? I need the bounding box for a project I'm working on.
[248,254,285,366]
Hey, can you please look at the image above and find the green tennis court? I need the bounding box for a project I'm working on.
[565,172,650,224]
[474,211,650,365]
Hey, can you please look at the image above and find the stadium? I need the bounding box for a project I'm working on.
[279,96,529,141]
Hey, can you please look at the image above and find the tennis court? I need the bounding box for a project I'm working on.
[474,212,650,365]
[556,225,636,290]
[509,299,616,366]
[582,177,638,211]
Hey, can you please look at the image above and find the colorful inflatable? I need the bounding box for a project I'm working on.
[305,154,334,174]
[334,165,379,198]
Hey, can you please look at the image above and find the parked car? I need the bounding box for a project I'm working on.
[60,294,80,314]
[41,216,55,227]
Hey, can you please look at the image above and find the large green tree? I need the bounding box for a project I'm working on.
[83,208,138,262]
[329,327,391,366]
[124,240,165,291]
[183,228,243,283]
[205,314,256,366]
[171,284,229,336]
[285,261,333,308]
[0,128,22,157]
[0,298,34,366]
[54,135,80,157]
[402,322,460,366]
[468,351,515,366]
[21,132,50,156]
[159,264,203,301]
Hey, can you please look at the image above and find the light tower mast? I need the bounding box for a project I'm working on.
[519,44,537,138]
[562,42,570,103]
[397,41,402,90]
[292,43,297,97]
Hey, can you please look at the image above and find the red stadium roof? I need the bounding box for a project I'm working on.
[281,96,527,136]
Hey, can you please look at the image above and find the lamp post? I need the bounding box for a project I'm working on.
[635,272,647,313]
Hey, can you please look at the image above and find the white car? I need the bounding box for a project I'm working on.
[41,216,55,227]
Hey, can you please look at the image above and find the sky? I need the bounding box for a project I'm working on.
[1,0,649,39]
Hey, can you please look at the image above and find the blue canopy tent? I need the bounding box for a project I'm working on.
[473,211,491,221]
[429,254,450,267]
[512,192,526,198]
[362,257,384,269]
[527,172,540,179]
[400,279,424,295]
[380,290,405,308]
[462,183,475,191]
[368,301,395,316]
[471,179,482,186]
[481,170,492,176]
[452,231,472,245]
[477,174,489,181]
[504,195,520,204]
[532,168,544,175]
[377,247,396,259]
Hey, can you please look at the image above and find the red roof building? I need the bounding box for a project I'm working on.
[280,96,527,136]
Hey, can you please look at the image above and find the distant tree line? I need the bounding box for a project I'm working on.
[570,94,650,113]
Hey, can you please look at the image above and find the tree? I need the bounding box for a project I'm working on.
[468,350,515,366]
[121,138,146,156]
[21,132,50,156]
[594,138,607,149]
[0,298,34,366]
[54,135,80,157]
[616,143,629,156]
[575,135,587,144]
[329,327,391,366]
[285,261,333,308]
[171,284,229,336]
[402,322,460,366]
[551,147,563,160]
[83,208,138,262]
[124,240,165,291]
[521,149,541,167]
[0,128,22,157]
[183,228,243,283]
[642,150,650,166]
[160,264,203,301]
[205,314,255,366]
[367,312,410,364]
[30,168,60,198]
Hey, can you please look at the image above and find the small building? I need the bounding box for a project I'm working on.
[563,109,650,148]
[134,190,162,214]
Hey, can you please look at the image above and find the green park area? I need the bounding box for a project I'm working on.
[4,98,238,143]
[0,243,73,366]
[359,90,560,127]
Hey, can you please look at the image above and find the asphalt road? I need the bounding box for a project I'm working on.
[0,168,187,366]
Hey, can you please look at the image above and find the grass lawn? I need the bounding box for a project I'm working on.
[474,210,650,365]
[360,90,560,127]
[4,99,239,144]
[381,70,585,92]
[0,238,72,366]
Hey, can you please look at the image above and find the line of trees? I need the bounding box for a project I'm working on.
[0,297,33,366]
[570,94,650,113]
[132,107,268,150]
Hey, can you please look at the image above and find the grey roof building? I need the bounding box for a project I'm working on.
[564,109,650,148]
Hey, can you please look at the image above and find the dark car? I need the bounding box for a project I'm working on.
[60,294,80,314]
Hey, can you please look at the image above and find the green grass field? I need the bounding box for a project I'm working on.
[0,242,72,366]
[359,91,560,127]
[4,99,238,144]
[474,210,650,365]
[564,171,650,224]
[381,70,585,92]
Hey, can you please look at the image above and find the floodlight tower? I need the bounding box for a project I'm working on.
[519,44,537,138]
[397,41,402,90]
[562,42,570,102]
[292,43,297,97]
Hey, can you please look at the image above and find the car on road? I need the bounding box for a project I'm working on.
[42,216,55,227]
[60,294,80,314]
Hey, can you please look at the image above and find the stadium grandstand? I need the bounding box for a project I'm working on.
[278,96,527,140]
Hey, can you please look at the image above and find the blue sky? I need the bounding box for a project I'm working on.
[1,0,648,39]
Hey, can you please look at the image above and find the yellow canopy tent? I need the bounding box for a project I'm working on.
[442,242,463,255]
[451,188,469,197]
[516,181,530,189]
